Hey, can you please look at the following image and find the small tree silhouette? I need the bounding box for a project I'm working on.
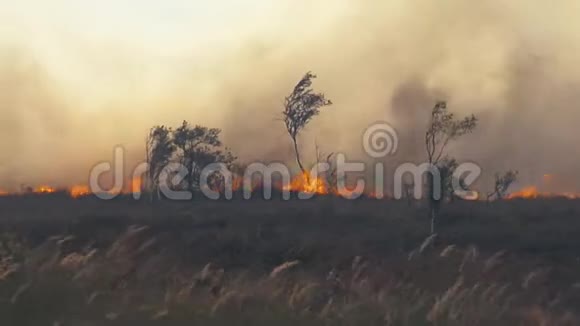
[487,170,518,201]
[173,121,235,190]
[283,72,332,174]
[424,101,478,234]
[437,157,459,201]
[145,121,235,199]
[435,157,473,202]
[146,125,176,200]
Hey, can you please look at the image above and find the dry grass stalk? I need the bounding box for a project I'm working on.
[419,233,438,253]
[270,260,301,279]
[484,250,507,273]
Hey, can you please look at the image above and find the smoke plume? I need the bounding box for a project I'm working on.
[1,0,579,192]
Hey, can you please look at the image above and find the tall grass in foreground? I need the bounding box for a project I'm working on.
[1,197,580,325]
[1,224,579,325]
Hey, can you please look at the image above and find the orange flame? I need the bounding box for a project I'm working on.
[127,176,142,195]
[34,185,57,194]
[28,177,144,199]
[282,171,328,195]
[507,186,580,200]
[280,171,369,198]
[69,185,91,198]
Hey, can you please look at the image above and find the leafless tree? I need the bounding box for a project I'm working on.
[315,140,337,193]
[283,72,332,174]
[487,170,518,201]
[424,101,478,234]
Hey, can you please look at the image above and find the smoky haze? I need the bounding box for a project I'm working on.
[0,0,579,193]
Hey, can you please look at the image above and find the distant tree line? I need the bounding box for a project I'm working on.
[144,71,518,235]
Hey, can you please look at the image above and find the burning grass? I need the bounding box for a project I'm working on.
[4,171,580,203]
[506,186,580,200]
[283,171,329,195]
[0,177,144,199]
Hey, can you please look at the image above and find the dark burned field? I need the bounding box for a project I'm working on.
[1,195,580,325]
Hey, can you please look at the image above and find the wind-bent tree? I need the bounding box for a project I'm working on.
[146,125,176,200]
[486,170,518,201]
[283,72,332,174]
[172,121,235,191]
[424,101,478,234]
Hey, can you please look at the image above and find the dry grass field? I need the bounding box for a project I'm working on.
[1,194,580,325]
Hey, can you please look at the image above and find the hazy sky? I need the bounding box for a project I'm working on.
[1,0,579,192]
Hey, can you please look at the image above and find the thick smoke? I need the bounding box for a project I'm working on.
[1,0,579,192]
